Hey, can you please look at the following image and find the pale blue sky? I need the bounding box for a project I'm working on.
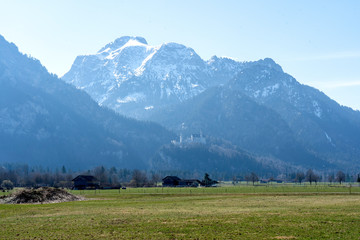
[0,0,359,110]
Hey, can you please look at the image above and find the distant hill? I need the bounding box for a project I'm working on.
[150,142,294,178]
[0,35,175,169]
[149,85,331,170]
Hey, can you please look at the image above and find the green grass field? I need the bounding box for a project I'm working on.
[1,185,360,239]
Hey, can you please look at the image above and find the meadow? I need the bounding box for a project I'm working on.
[1,184,360,239]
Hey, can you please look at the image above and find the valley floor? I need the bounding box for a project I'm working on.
[1,185,360,239]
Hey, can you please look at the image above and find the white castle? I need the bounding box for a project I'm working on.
[172,132,206,145]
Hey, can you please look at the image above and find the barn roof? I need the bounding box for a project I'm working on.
[72,175,98,182]
[162,176,181,181]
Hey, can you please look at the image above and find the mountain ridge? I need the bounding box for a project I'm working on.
[62,36,248,119]
[0,34,175,169]
[4,35,360,173]
[62,36,360,171]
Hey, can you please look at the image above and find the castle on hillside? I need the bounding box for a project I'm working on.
[171,132,206,145]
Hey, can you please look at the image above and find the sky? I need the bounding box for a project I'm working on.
[0,0,359,110]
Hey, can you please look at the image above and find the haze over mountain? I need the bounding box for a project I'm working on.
[150,63,360,170]
[63,36,360,171]
[0,35,175,169]
[62,36,246,119]
[1,35,277,176]
[227,63,360,168]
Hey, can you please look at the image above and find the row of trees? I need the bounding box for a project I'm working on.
[1,164,360,189]
[0,165,219,189]
[0,164,161,189]
[0,164,74,189]
[292,169,352,185]
[235,169,360,185]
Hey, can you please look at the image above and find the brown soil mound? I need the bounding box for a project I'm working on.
[1,187,83,204]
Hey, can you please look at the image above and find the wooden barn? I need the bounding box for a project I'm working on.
[162,176,202,187]
[72,175,100,190]
[162,176,181,187]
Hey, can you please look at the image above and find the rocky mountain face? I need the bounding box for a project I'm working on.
[62,36,245,119]
[0,35,175,169]
[149,60,360,170]
[149,85,332,170]
[44,36,360,172]
[228,63,360,168]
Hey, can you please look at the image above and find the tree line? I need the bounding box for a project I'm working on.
[1,164,360,191]
[0,164,186,190]
[236,169,360,185]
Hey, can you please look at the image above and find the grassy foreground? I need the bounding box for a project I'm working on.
[1,186,360,239]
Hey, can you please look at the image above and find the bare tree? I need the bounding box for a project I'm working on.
[245,172,259,186]
[336,171,345,185]
[130,170,148,187]
[150,173,161,186]
[295,172,305,184]
[306,169,319,185]
[232,176,238,185]
[93,166,107,186]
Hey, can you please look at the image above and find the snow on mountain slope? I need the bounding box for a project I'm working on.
[64,37,158,105]
[61,36,360,170]
[62,36,244,119]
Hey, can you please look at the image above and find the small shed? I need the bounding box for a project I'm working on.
[162,176,181,187]
[72,175,100,190]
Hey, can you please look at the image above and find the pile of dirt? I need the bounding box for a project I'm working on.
[0,187,83,204]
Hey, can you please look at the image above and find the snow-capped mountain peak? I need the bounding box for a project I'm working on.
[98,36,148,53]
[63,37,224,118]
[62,37,246,118]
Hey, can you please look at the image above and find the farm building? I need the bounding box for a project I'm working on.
[179,179,202,187]
[72,175,100,190]
[162,176,181,187]
[162,176,202,187]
